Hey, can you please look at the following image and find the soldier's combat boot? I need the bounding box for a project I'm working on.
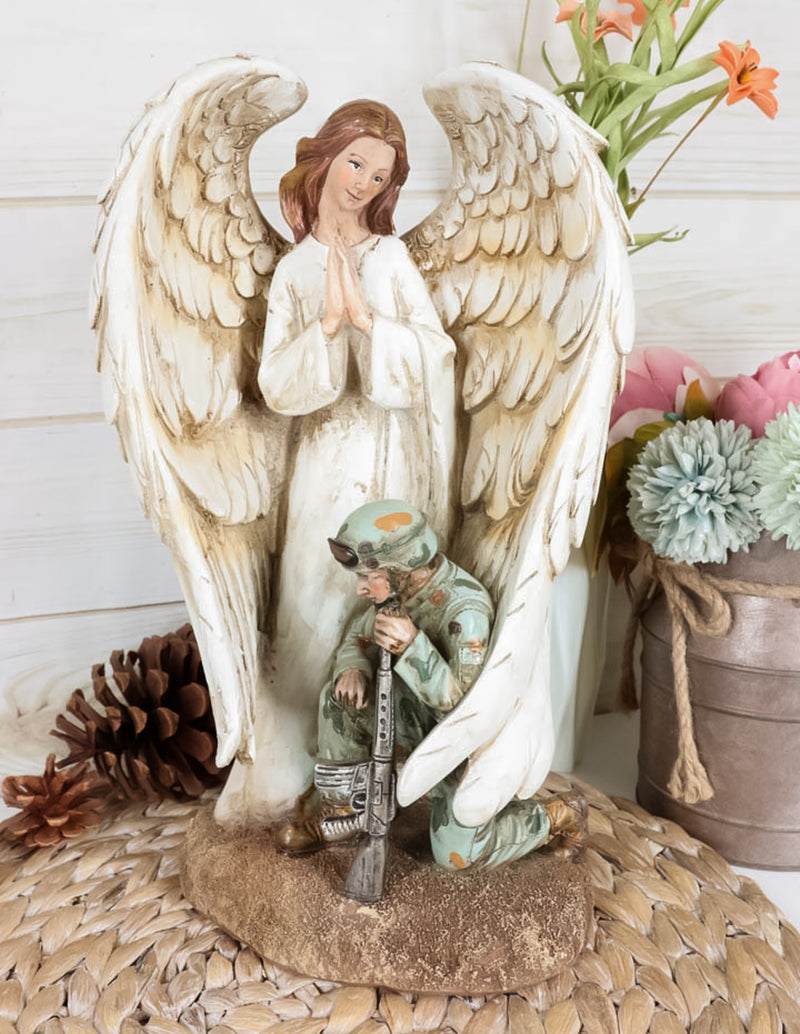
[275,813,325,854]
[543,791,589,860]
[275,796,357,855]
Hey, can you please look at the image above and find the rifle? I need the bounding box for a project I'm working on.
[314,598,398,903]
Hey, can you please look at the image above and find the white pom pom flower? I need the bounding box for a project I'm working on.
[754,403,800,550]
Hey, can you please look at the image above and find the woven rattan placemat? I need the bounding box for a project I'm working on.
[0,774,798,1034]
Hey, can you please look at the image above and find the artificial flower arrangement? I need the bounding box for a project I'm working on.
[603,347,800,579]
[603,348,800,816]
[517,3,790,835]
[517,0,779,249]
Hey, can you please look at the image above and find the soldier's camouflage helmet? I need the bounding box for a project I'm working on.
[329,500,438,574]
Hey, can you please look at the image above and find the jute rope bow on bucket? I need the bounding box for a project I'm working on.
[619,539,800,804]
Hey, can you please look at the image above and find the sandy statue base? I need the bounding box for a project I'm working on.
[180,799,593,994]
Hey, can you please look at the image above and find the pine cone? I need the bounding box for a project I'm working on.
[0,754,105,848]
[52,625,229,801]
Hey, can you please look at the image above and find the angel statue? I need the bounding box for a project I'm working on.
[92,56,634,842]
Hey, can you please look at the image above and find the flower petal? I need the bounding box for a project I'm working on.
[595,10,634,40]
[716,376,778,437]
[608,407,665,447]
[556,0,581,24]
[714,40,779,119]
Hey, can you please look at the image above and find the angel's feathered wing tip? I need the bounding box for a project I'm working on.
[423,61,609,153]
[161,55,308,106]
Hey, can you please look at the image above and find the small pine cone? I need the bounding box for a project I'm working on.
[0,754,105,848]
[52,624,229,801]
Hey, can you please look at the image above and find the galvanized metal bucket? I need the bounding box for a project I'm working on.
[636,534,800,870]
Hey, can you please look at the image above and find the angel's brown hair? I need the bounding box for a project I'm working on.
[279,100,410,243]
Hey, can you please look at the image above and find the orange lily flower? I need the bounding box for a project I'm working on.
[556,1,634,41]
[595,8,634,39]
[555,1,580,24]
[713,40,779,119]
[623,0,689,28]
[624,0,647,24]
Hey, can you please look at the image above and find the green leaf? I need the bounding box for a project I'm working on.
[683,379,715,420]
[586,487,608,574]
[552,82,588,109]
[633,75,724,128]
[579,68,617,126]
[617,167,631,208]
[597,51,719,108]
[627,92,658,145]
[568,5,594,80]
[653,3,677,72]
[666,0,688,17]
[676,0,727,60]
[596,52,720,136]
[619,82,725,167]
[633,420,672,446]
[628,227,690,253]
[605,438,640,489]
[584,0,600,57]
[629,2,662,70]
[604,121,623,182]
[600,63,667,87]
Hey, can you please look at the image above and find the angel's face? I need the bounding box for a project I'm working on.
[355,569,393,604]
[322,137,396,218]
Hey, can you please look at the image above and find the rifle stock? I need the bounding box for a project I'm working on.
[344,833,390,903]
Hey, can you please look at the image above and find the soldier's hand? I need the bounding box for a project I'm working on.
[335,669,368,709]
[375,613,418,656]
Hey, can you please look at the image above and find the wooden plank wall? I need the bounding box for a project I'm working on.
[1,1,796,745]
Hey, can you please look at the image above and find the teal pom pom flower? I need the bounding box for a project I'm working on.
[627,417,760,564]
[754,403,800,549]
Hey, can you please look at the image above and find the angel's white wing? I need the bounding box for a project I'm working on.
[92,57,307,766]
[399,63,634,825]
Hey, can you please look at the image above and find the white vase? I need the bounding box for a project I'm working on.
[549,543,612,771]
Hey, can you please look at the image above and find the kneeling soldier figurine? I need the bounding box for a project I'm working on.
[278,499,587,882]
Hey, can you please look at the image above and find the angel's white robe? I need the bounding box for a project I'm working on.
[217,233,457,821]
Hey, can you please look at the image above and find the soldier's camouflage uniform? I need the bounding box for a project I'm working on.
[317,555,551,869]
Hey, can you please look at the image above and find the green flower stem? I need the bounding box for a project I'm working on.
[517,0,532,74]
[620,81,726,169]
[676,0,727,60]
[630,10,663,70]
[584,0,601,76]
[596,53,720,135]
[627,89,726,216]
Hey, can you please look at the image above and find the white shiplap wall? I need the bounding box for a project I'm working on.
[1,1,797,755]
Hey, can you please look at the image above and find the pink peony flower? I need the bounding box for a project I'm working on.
[716,351,800,437]
[608,347,721,446]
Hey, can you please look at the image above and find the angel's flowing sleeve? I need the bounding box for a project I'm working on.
[258,257,348,416]
[355,237,455,411]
